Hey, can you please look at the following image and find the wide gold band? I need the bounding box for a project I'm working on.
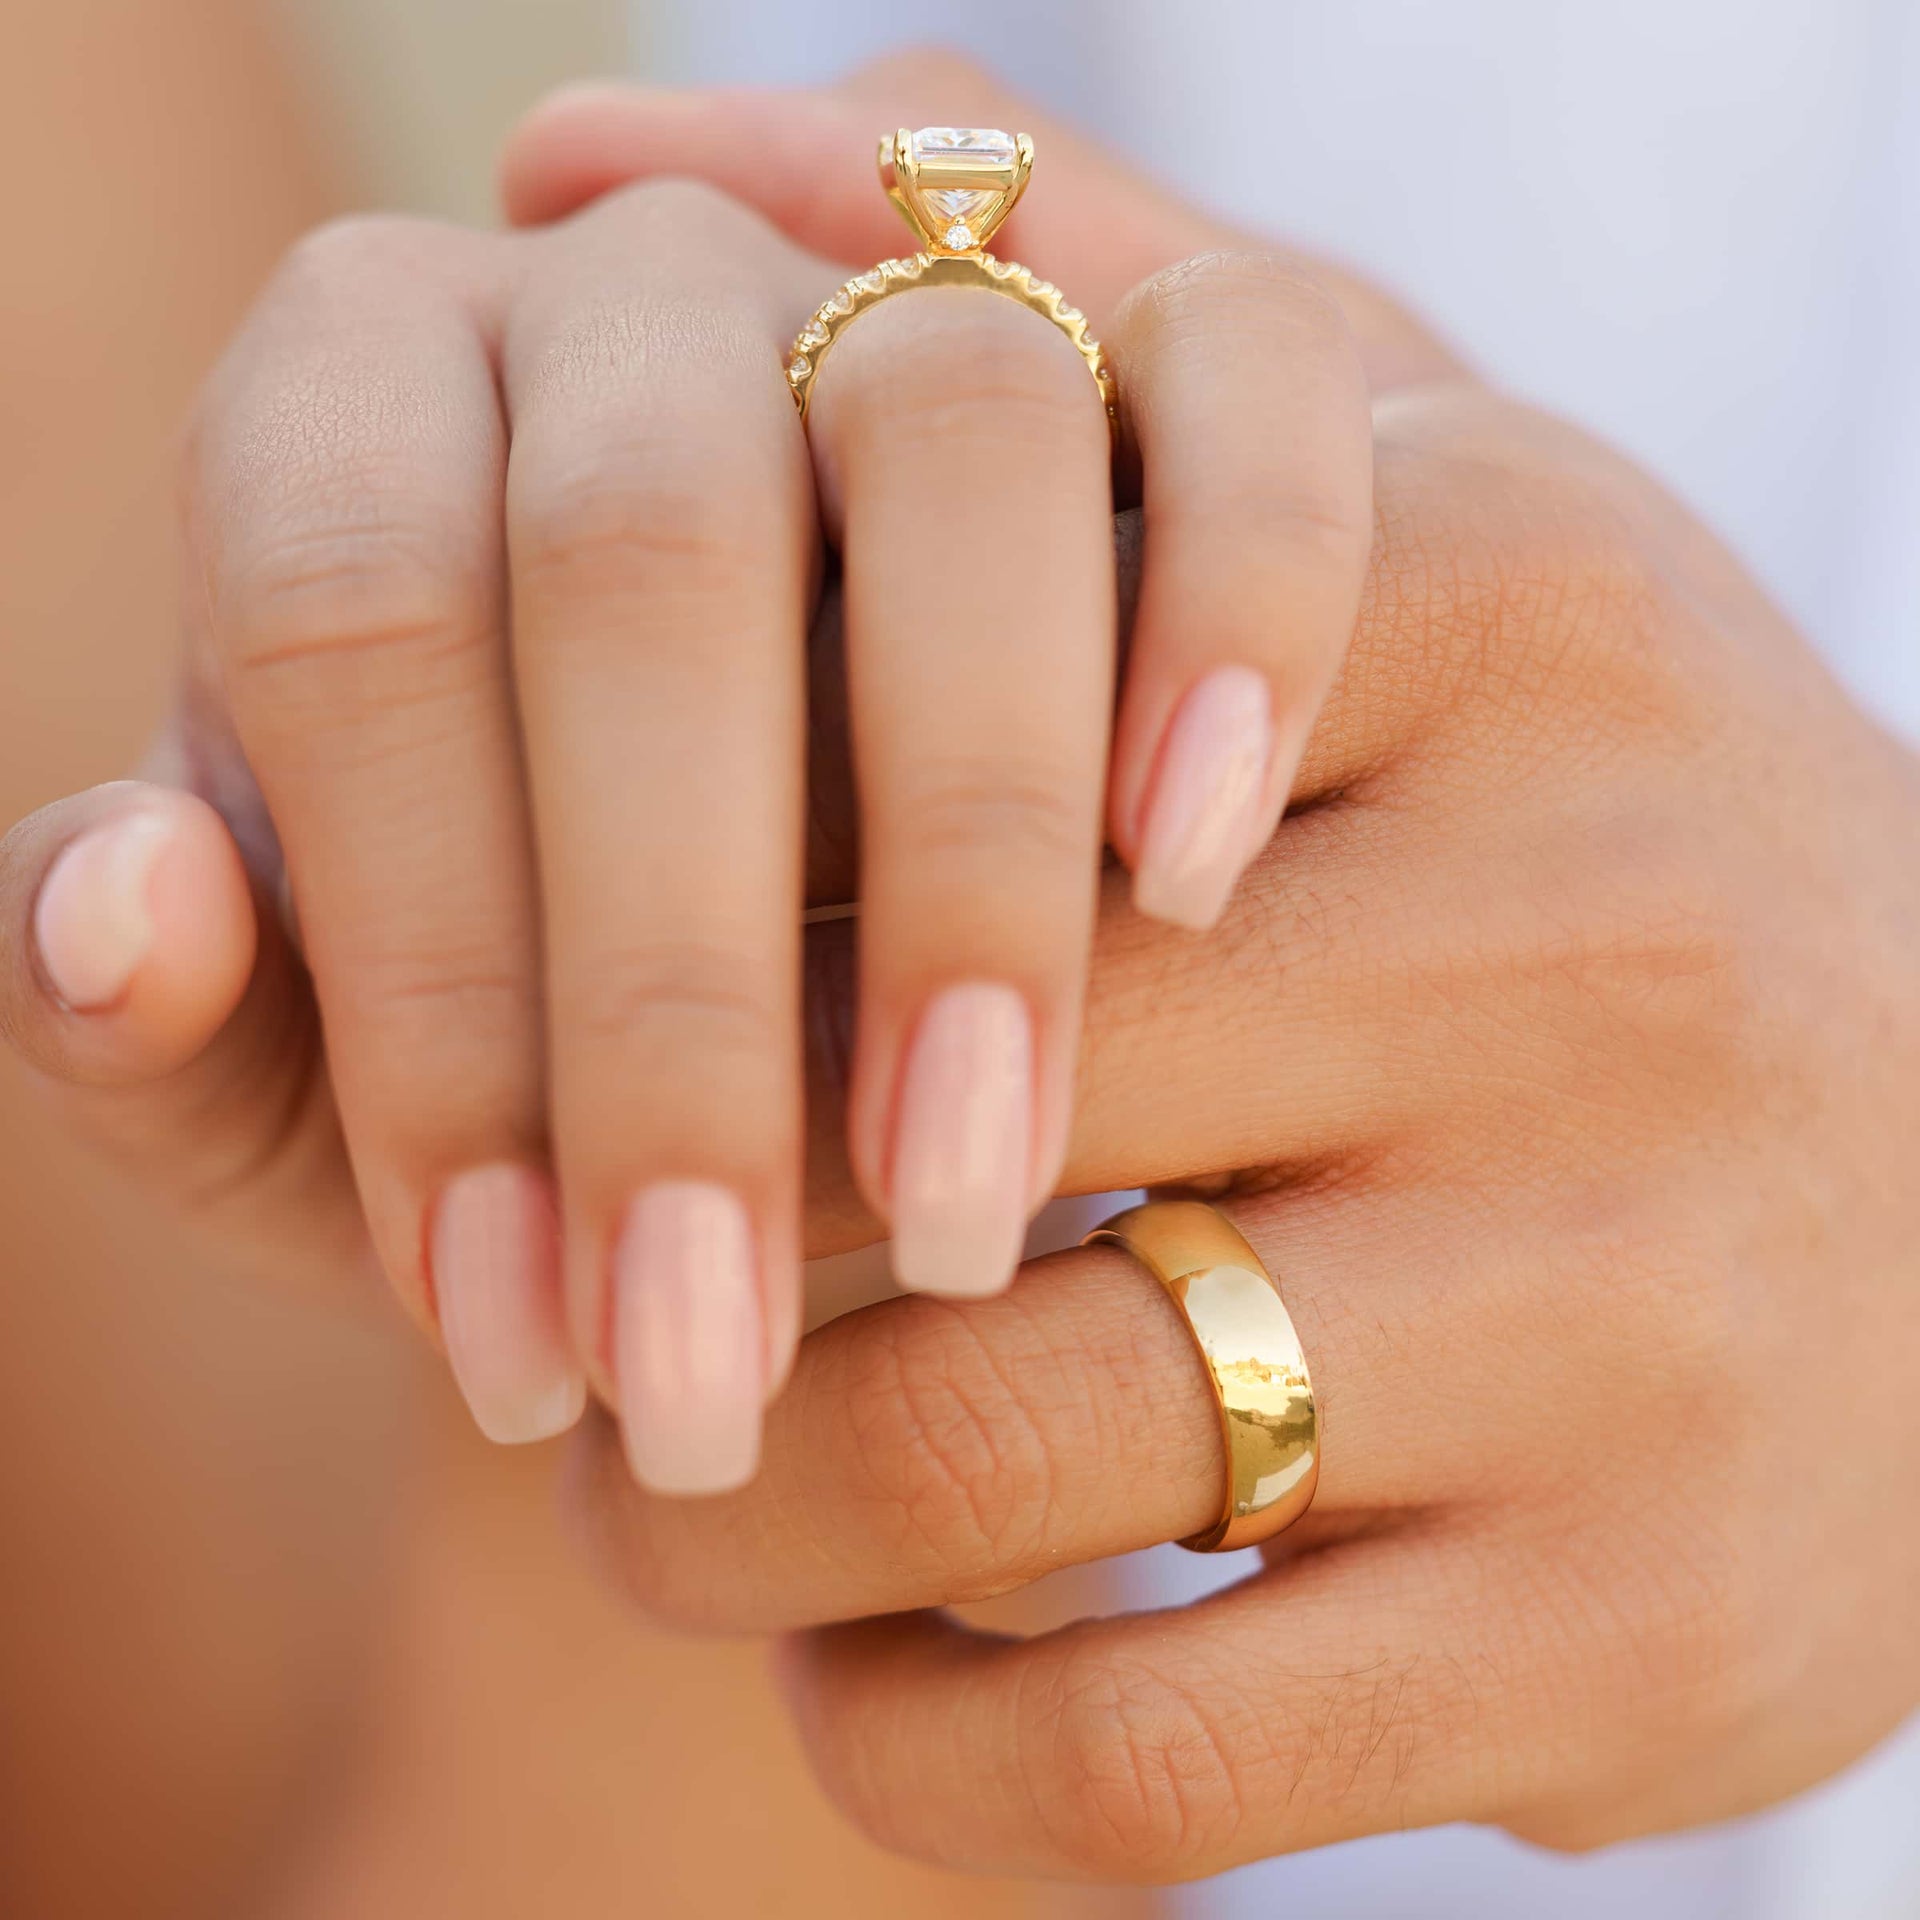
[785,251,1117,432]
[1084,1200,1319,1553]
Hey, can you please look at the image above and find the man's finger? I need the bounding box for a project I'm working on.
[780,1535,1536,1881]
[564,1170,1542,1632]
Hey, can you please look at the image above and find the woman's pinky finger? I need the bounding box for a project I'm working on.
[780,1535,1522,1884]
[1107,253,1375,931]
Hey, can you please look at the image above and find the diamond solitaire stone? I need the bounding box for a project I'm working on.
[911,126,1016,164]
[910,126,1015,231]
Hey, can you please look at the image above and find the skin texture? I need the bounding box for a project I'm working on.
[5,42,1918,1896]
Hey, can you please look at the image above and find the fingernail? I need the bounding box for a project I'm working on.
[1132,666,1276,932]
[888,982,1034,1298]
[33,812,174,1010]
[433,1164,584,1446]
[614,1181,765,1496]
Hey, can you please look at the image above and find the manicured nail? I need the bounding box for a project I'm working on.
[433,1164,584,1446]
[888,982,1034,1298]
[614,1181,765,1496]
[1132,666,1276,931]
[33,811,174,1010]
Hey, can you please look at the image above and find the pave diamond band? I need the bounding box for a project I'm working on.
[785,250,1116,431]
[784,131,1117,436]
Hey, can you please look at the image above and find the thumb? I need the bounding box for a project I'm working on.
[0,779,373,1299]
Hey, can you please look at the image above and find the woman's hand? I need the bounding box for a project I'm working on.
[0,59,1383,1494]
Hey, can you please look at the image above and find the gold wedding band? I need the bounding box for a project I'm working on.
[1084,1200,1318,1553]
[784,127,1116,432]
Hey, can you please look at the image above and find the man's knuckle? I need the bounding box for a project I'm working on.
[1035,1640,1248,1880]
[1374,422,1712,752]
[1556,1514,1765,1769]
[834,1303,1054,1584]
[1533,823,1754,1064]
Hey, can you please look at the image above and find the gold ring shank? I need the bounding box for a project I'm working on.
[1084,1200,1318,1553]
[785,251,1117,434]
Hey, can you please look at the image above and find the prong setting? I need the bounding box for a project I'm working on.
[789,134,1114,437]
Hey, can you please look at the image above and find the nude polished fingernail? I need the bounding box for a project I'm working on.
[614,1181,765,1496]
[888,982,1034,1299]
[1132,666,1276,932]
[33,811,174,1010]
[434,1164,584,1446]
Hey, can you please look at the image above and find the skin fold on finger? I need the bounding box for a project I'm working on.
[499,56,1466,392]
[1104,253,1375,931]
[497,179,841,1489]
[188,213,585,1436]
[805,285,1114,1299]
[777,1529,1543,1882]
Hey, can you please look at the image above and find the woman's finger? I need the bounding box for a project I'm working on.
[1105,253,1374,929]
[188,215,587,1440]
[1,783,256,1084]
[807,284,1113,1299]
[780,1534,1532,1881]
[499,54,1463,390]
[0,780,370,1295]
[498,180,831,1492]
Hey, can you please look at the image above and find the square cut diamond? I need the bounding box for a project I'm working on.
[911,126,1016,165]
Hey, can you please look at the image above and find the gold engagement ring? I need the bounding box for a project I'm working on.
[785,127,1117,431]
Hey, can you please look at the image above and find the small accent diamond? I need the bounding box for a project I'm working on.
[787,354,811,382]
[799,323,828,348]
[856,270,885,293]
[942,222,974,251]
